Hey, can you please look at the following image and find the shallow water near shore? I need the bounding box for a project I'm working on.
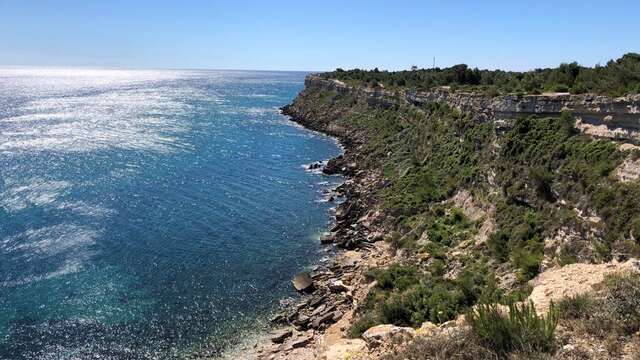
[0,69,342,359]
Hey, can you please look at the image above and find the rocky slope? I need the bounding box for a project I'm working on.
[253,75,640,360]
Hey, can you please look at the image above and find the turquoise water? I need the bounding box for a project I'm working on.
[0,69,341,359]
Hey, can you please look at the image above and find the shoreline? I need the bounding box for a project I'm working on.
[246,100,392,359]
[217,106,354,360]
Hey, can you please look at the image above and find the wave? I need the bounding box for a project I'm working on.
[1,224,99,287]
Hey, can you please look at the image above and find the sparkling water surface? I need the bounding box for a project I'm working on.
[0,69,341,359]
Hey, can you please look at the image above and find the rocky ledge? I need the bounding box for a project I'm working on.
[304,75,640,141]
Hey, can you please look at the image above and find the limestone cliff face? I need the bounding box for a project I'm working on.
[303,75,640,140]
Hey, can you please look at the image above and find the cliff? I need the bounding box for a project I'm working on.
[257,76,640,360]
[303,75,640,140]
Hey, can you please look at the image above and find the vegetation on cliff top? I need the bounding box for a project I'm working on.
[321,53,640,96]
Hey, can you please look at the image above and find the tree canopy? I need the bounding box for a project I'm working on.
[322,53,640,97]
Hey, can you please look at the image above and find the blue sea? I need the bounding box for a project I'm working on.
[0,69,342,359]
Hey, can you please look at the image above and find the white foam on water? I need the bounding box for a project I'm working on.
[56,201,115,217]
[0,224,99,287]
[0,177,71,212]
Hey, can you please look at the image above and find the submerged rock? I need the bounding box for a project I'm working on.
[270,329,292,343]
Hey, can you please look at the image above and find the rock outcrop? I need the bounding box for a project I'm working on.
[361,324,416,347]
[527,259,640,312]
[303,75,640,141]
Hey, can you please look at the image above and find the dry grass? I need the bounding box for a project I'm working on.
[381,329,498,360]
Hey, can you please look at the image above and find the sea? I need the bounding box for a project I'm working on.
[0,68,342,359]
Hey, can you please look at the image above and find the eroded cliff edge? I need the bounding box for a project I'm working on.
[302,74,640,139]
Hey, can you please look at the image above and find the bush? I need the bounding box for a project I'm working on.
[347,313,378,338]
[556,293,594,319]
[603,272,640,334]
[348,259,501,334]
[381,328,497,360]
[555,273,640,338]
[529,166,554,201]
[374,263,418,291]
[467,301,558,354]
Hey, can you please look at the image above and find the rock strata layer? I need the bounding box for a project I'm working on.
[303,75,640,141]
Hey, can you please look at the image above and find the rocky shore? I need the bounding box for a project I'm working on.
[247,89,394,360]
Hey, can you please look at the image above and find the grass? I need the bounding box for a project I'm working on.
[556,273,640,337]
[467,301,558,354]
[381,328,498,360]
[381,301,559,360]
[556,293,593,320]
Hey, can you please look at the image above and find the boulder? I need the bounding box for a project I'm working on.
[310,311,335,329]
[269,312,287,324]
[290,334,313,349]
[308,295,326,308]
[311,304,327,317]
[328,280,349,293]
[270,329,292,343]
[320,233,335,244]
[361,324,416,347]
[323,155,344,175]
[293,315,310,327]
[292,272,314,292]
[366,231,384,243]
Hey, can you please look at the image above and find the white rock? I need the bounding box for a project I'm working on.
[361,324,416,347]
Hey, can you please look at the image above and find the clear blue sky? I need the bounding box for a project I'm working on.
[0,0,638,71]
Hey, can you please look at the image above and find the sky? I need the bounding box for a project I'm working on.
[0,0,638,72]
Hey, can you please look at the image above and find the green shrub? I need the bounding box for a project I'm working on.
[467,301,558,354]
[557,293,594,319]
[347,313,378,338]
[374,263,418,291]
[424,206,477,248]
[529,166,554,201]
[553,84,570,93]
[631,217,640,240]
[349,259,502,332]
[603,272,640,334]
[554,273,640,338]
[380,297,414,325]
[511,249,543,281]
